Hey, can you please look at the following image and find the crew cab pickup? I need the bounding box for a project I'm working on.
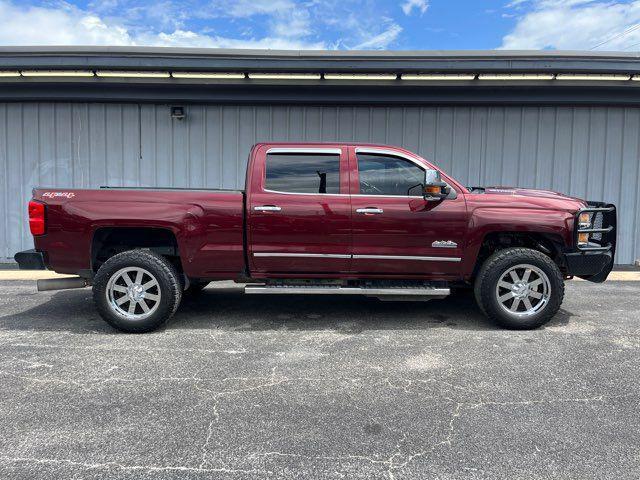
[14,143,616,332]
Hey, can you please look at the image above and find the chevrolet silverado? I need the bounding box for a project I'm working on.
[14,143,616,332]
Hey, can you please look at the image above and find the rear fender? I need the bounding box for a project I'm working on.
[39,200,205,276]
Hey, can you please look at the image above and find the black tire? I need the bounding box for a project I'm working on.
[92,249,182,333]
[474,247,564,329]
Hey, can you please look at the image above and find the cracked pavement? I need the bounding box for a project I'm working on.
[0,280,639,479]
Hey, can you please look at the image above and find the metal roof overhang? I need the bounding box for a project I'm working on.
[2,47,640,73]
[1,47,640,105]
[3,82,640,106]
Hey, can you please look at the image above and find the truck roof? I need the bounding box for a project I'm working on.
[253,142,406,149]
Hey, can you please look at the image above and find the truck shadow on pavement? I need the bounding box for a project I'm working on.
[1,284,576,334]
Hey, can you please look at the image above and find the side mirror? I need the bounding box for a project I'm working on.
[423,169,450,201]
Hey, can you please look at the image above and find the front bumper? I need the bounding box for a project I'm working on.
[14,249,46,270]
[563,202,616,283]
[564,250,613,283]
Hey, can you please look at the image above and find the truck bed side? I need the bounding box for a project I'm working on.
[32,187,246,279]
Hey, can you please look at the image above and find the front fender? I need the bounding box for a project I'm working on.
[462,207,575,278]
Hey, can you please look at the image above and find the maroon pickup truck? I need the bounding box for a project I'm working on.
[15,143,616,333]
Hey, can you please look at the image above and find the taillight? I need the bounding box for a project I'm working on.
[28,200,45,236]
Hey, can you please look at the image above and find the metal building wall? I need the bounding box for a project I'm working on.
[1,103,639,264]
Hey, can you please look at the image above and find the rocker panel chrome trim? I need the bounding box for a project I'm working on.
[253,253,351,259]
[352,254,461,262]
[253,253,461,262]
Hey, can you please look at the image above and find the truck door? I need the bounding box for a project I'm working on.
[247,145,351,274]
[349,147,467,278]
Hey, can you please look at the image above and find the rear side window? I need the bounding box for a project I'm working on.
[265,153,340,194]
[357,154,424,196]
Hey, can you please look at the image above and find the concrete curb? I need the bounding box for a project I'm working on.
[0,271,75,280]
[573,271,640,281]
[1,271,639,281]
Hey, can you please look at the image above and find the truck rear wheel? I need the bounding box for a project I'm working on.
[92,250,182,333]
[474,247,564,329]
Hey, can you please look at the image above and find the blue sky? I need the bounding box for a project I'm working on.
[0,0,639,51]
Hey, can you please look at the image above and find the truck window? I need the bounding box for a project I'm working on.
[265,153,340,194]
[357,154,424,196]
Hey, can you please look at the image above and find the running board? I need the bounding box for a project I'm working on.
[244,285,450,300]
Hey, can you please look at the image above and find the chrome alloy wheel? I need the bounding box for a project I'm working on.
[106,267,161,320]
[495,263,551,317]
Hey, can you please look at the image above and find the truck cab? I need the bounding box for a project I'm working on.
[246,143,466,279]
[15,142,616,333]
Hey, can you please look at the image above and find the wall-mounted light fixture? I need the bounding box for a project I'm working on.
[96,71,170,78]
[401,73,476,81]
[248,73,321,80]
[324,73,398,80]
[170,106,186,120]
[477,73,555,81]
[172,72,245,79]
[555,73,631,81]
[21,70,94,77]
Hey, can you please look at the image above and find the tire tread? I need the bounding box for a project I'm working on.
[92,249,182,333]
[474,247,564,329]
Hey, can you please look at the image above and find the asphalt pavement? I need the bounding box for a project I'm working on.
[0,280,638,479]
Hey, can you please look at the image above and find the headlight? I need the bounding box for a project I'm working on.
[578,232,590,245]
[578,212,591,229]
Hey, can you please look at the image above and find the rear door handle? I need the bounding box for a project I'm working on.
[356,207,383,214]
[254,205,282,212]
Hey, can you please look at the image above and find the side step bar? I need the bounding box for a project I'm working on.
[244,285,450,300]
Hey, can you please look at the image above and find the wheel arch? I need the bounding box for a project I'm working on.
[91,226,180,273]
[468,231,566,282]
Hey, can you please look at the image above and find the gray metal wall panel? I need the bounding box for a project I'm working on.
[1,103,639,265]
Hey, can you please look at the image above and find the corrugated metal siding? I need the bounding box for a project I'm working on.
[1,103,639,264]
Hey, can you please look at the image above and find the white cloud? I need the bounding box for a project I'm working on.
[141,30,325,49]
[226,0,295,17]
[0,0,407,51]
[271,9,312,39]
[501,0,640,50]
[353,23,403,49]
[0,1,133,45]
[505,0,531,7]
[401,0,429,15]
[0,0,325,49]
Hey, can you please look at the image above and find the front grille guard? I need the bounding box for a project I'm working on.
[575,202,616,253]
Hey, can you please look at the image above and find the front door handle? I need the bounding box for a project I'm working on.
[356,207,384,214]
[254,205,282,212]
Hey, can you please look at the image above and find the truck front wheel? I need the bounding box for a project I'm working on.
[92,250,182,333]
[474,247,564,329]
